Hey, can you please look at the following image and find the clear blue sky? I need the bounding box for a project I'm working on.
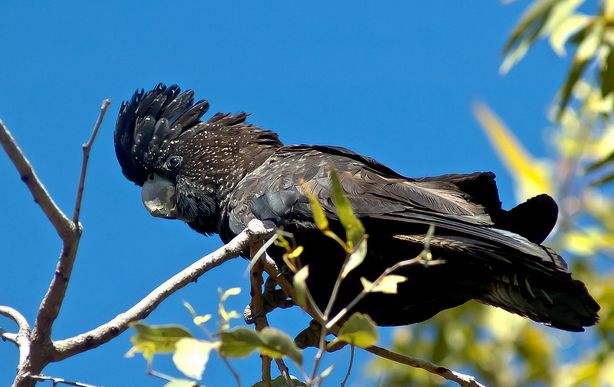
[0,1,570,386]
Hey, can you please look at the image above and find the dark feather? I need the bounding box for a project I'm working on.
[115,84,599,332]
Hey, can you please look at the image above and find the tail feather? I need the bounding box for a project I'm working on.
[480,269,599,331]
[496,194,558,244]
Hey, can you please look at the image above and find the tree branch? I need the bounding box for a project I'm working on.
[28,375,98,387]
[72,99,111,223]
[53,219,274,360]
[0,306,31,369]
[260,256,486,387]
[31,99,111,351]
[1,100,111,387]
[0,121,72,240]
[364,346,485,387]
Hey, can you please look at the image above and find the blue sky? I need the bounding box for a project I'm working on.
[0,1,571,386]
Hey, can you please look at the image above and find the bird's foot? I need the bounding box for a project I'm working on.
[294,320,347,352]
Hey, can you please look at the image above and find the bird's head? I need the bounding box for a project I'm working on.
[114,83,282,235]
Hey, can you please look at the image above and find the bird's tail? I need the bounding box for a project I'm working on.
[476,247,599,331]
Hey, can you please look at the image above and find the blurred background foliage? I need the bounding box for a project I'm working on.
[370,0,613,386]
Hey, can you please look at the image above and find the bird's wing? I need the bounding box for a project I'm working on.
[226,145,564,272]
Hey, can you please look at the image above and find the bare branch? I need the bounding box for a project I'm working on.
[32,99,112,352]
[29,374,98,387]
[0,120,72,239]
[53,219,274,360]
[0,306,31,369]
[72,99,111,223]
[364,345,486,387]
[0,306,30,334]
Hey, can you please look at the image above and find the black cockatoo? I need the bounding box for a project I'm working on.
[114,83,599,332]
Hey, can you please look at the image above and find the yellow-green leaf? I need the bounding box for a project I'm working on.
[360,275,407,294]
[303,184,329,231]
[331,313,378,348]
[220,327,263,358]
[182,301,196,316]
[550,14,591,56]
[193,314,212,326]
[501,0,558,74]
[126,323,192,363]
[575,20,603,61]
[258,327,303,365]
[340,238,367,278]
[164,379,197,387]
[220,327,303,365]
[474,102,553,200]
[253,375,307,387]
[286,245,304,259]
[293,265,310,307]
[330,170,365,248]
[172,338,218,380]
[220,287,241,302]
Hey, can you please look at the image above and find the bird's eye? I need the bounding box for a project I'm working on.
[165,155,183,170]
[147,173,155,182]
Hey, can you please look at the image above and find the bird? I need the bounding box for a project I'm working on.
[114,83,599,332]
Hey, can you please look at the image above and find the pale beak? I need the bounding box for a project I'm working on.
[141,173,177,219]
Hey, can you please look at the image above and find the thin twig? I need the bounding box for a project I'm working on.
[0,306,31,368]
[0,306,30,334]
[29,374,98,387]
[72,99,111,223]
[260,256,484,387]
[53,219,274,360]
[220,356,242,387]
[189,306,241,387]
[147,369,175,383]
[32,99,112,353]
[364,345,486,387]
[0,120,72,239]
[340,345,355,387]
[326,256,443,329]
[249,245,294,387]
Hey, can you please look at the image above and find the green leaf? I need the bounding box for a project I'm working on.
[164,379,198,387]
[586,149,614,173]
[303,184,329,231]
[258,327,303,365]
[252,375,307,387]
[501,0,558,73]
[340,238,367,278]
[126,323,192,363]
[600,46,614,98]
[591,171,614,186]
[220,327,263,358]
[575,20,602,61]
[220,327,303,365]
[330,170,365,248]
[172,338,219,380]
[557,58,590,120]
[360,275,407,294]
[331,313,378,348]
[293,265,310,307]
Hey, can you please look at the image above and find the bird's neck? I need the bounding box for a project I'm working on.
[178,125,282,234]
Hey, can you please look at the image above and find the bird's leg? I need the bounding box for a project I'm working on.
[248,242,293,387]
[294,320,346,352]
[262,276,295,311]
